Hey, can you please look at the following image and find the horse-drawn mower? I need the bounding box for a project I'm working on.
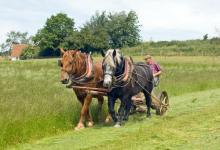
[70,85,169,116]
[131,89,169,115]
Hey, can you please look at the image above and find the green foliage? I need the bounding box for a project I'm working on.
[20,46,40,60]
[107,11,141,48]
[0,31,31,55]
[61,31,83,50]
[63,11,141,52]
[80,11,110,51]
[33,13,76,56]
[203,34,208,40]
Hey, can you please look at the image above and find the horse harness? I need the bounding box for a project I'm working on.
[112,57,134,88]
[70,54,95,85]
[112,59,155,95]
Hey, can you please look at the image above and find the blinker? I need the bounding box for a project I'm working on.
[58,59,62,67]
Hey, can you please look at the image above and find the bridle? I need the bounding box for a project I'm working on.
[102,52,116,77]
[103,54,133,88]
[60,51,95,85]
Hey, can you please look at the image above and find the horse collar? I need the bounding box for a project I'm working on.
[71,54,94,84]
[113,57,133,87]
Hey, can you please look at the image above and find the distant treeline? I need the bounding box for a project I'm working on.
[0,11,141,59]
[121,38,220,56]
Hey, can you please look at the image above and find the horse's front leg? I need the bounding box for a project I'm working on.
[86,107,93,128]
[123,97,132,121]
[115,100,125,127]
[75,94,93,130]
[108,96,117,122]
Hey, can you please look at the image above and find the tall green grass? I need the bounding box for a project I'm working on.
[0,59,108,149]
[1,56,220,149]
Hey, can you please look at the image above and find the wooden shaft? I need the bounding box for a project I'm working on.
[71,86,109,92]
[86,90,107,96]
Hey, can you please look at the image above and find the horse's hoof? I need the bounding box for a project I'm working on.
[114,123,121,128]
[146,113,151,118]
[105,118,110,123]
[87,121,94,128]
[123,116,129,121]
[74,123,85,131]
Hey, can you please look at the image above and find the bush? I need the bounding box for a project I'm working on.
[20,46,40,59]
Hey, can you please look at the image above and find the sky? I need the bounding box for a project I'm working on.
[0,0,220,44]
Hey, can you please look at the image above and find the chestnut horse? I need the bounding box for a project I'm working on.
[59,48,109,130]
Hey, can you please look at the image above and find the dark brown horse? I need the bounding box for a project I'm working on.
[59,48,110,130]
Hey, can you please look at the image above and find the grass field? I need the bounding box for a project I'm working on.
[10,89,220,150]
[1,56,220,149]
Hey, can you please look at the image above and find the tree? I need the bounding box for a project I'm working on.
[80,11,110,52]
[203,34,208,40]
[33,13,75,56]
[77,10,141,52]
[20,46,40,60]
[61,31,83,50]
[0,31,31,55]
[107,11,141,48]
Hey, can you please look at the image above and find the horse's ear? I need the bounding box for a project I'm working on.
[129,56,134,63]
[101,50,105,57]
[113,49,116,58]
[60,48,65,54]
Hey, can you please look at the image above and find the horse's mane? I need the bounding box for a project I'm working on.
[65,50,86,62]
[103,49,122,68]
[63,50,87,74]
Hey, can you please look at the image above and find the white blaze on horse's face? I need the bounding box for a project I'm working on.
[103,64,114,88]
[103,49,121,89]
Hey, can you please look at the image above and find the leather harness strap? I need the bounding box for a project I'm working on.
[71,54,94,84]
[113,57,134,88]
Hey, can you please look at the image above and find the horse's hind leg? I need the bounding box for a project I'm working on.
[97,96,113,124]
[143,91,152,117]
[143,84,153,118]
[97,96,104,122]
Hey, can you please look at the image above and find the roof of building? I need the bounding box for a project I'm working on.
[11,44,28,57]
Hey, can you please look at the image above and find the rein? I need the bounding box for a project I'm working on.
[131,64,169,108]
[110,59,168,109]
